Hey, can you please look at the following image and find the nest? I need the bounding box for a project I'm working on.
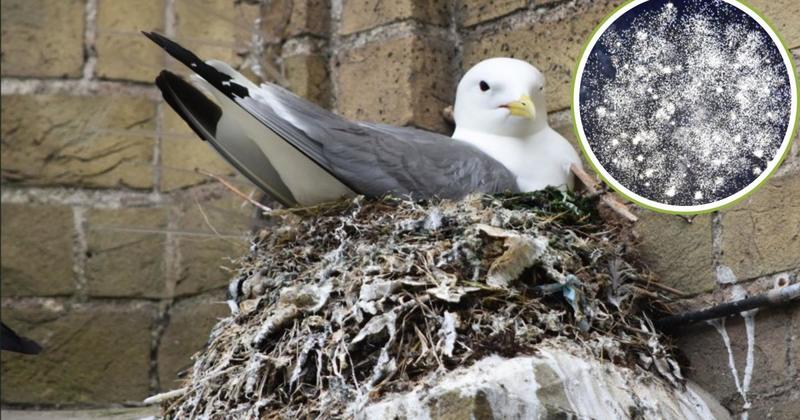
[160,190,685,419]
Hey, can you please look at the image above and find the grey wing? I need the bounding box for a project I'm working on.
[236,85,519,199]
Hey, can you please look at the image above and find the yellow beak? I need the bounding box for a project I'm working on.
[504,94,536,119]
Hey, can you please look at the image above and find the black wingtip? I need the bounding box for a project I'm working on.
[142,31,171,52]
[154,70,294,205]
[141,30,157,43]
[143,31,249,100]
[142,31,203,70]
[1,322,43,355]
[18,337,43,355]
[155,70,222,141]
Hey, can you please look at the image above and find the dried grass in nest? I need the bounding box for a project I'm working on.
[160,189,683,419]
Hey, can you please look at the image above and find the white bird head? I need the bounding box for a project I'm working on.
[453,58,549,138]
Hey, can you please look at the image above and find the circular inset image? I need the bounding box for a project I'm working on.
[573,0,798,214]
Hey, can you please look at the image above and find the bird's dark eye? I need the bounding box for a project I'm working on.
[479,81,490,92]
[539,85,544,91]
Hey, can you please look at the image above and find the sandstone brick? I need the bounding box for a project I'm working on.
[0,301,156,405]
[463,0,621,112]
[0,0,85,78]
[793,303,800,377]
[548,111,588,163]
[1,204,75,297]
[720,174,800,281]
[176,191,252,234]
[85,207,169,298]
[459,0,527,28]
[158,294,229,388]
[284,53,331,107]
[263,0,290,41]
[289,0,330,37]
[174,0,260,44]
[335,35,455,133]
[95,0,165,82]
[676,305,798,410]
[548,112,597,179]
[339,0,450,35]
[245,43,284,85]
[634,212,714,295]
[175,236,247,296]
[265,0,330,39]
[745,390,800,420]
[263,0,292,42]
[174,194,250,296]
[748,0,800,49]
[160,107,238,191]
[1,95,156,189]
[168,0,260,77]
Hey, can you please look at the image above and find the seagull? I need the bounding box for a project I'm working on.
[144,33,581,207]
[1,321,42,355]
[452,58,582,192]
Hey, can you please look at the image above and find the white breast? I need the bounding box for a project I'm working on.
[453,127,581,192]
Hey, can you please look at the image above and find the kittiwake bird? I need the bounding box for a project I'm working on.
[144,32,581,206]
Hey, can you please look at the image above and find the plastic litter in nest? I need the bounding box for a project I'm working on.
[157,189,684,418]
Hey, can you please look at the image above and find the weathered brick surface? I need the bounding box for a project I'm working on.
[462,0,620,112]
[339,0,450,35]
[288,0,330,37]
[676,305,799,412]
[0,0,85,78]
[548,113,580,157]
[85,207,168,298]
[335,35,454,132]
[174,194,250,297]
[459,0,528,27]
[720,174,800,281]
[160,109,238,191]
[634,212,715,295]
[1,204,76,297]
[168,0,260,76]
[1,95,156,189]
[96,0,165,82]
[174,0,260,42]
[0,301,156,405]
[175,236,246,296]
[160,137,239,192]
[284,53,332,107]
[745,390,800,420]
[158,294,229,388]
[265,0,330,40]
[793,304,800,376]
[748,0,800,49]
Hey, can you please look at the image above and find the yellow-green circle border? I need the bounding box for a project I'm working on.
[570,0,800,215]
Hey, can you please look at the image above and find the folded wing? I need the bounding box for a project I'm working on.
[145,32,518,205]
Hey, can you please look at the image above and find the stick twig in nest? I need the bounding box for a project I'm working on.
[197,169,272,213]
[570,164,638,223]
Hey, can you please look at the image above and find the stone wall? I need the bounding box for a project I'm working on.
[1,0,798,415]
[1,0,258,406]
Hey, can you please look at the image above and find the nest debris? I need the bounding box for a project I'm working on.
[160,189,685,418]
